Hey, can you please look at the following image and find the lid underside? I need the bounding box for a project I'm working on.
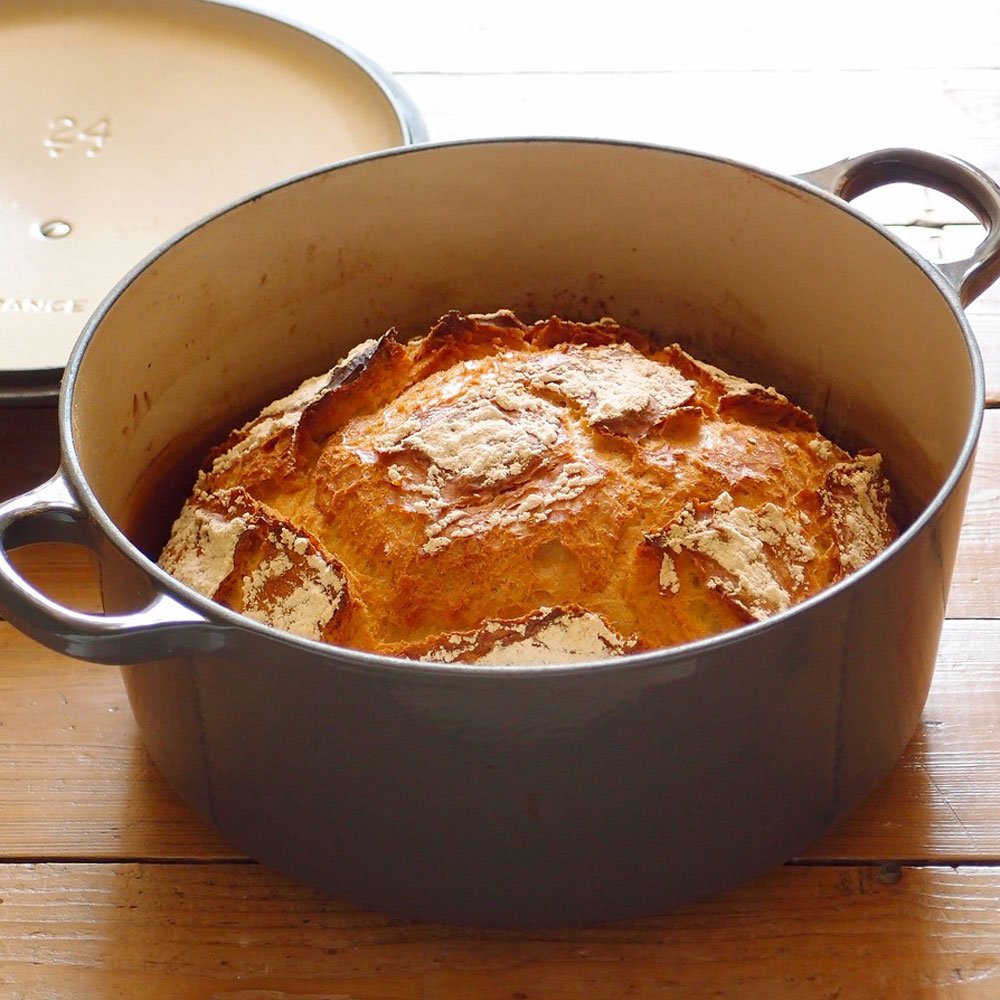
[0,0,418,394]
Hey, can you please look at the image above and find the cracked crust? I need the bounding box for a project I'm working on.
[159,310,897,660]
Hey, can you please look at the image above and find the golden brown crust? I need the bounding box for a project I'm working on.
[158,486,352,643]
[159,312,898,662]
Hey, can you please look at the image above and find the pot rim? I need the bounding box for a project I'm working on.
[58,136,987,677]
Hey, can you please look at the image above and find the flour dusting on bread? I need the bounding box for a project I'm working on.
[524,342,696,430]
[647,492,818,621]
[821,453,894,572]
[407,606,638,664]
[160,487,348,641]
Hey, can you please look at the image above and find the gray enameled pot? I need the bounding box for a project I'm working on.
[0,140,994,926]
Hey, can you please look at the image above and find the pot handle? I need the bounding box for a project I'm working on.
[797,147,1000,305]
[0,474,225,664]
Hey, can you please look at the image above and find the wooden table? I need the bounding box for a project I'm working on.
[2,3,1000,996]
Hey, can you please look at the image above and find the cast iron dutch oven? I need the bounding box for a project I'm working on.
[0,140,995,926]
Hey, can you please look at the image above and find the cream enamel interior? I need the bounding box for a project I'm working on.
[1,0,407,375]
[69,142,977,546]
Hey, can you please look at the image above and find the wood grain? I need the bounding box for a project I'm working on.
[882,224,1000,406]
[950,408,1000,618]
[399,69,1000,184]
[0,607,235,860]
[5,544,102,613]
[1,861,999,999]
[968,293,1000,406]
[802,619,1000,859]
[250,0,1000,75]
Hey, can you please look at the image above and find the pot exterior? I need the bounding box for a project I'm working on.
[109,468,968,926]
[54,139,985,926]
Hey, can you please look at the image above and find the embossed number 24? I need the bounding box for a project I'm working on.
[44,117,111,158]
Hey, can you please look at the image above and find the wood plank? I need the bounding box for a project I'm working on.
[396,69,1000,207]
[968,294,1000,405]
[1,861,1000,999]
[949,407,1000,617]
[0,627,237,860]
[247,0,1000,75]
[802,619,1000,859]
[5,544,102,614]
[884,225,1000,405]
[0,546,236,859]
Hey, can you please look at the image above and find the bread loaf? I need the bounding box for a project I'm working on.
[159,311,897,663]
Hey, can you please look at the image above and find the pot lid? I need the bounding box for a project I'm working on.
[0,0,425,403]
